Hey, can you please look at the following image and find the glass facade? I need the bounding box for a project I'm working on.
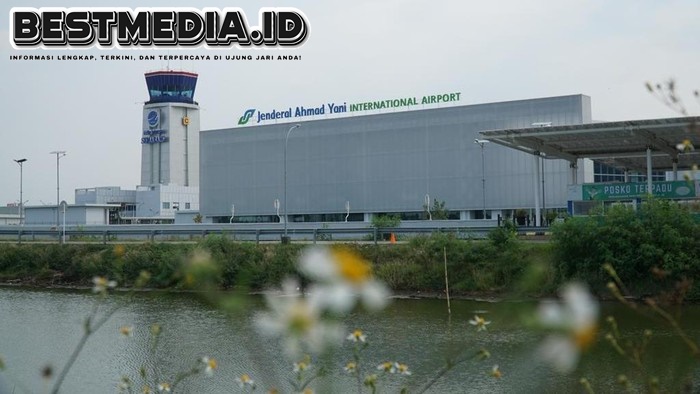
[593,162,665,183]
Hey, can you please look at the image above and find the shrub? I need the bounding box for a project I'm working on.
[552,199,700,296]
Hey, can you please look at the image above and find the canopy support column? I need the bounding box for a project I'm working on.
[646,147,653,196]
[534,153,541,226]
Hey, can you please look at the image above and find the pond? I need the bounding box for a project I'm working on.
[0,287,698,393]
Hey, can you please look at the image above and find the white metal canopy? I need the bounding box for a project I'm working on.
[479,116,700,172]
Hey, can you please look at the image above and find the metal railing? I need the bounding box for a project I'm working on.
[0,222,550,244]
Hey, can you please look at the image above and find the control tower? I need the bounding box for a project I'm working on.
[140,71,200,187]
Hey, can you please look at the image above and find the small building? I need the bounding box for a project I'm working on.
[0,206,20,225]
[24,204,119,226]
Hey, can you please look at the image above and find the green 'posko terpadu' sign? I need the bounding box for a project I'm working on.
[581,181,696,200]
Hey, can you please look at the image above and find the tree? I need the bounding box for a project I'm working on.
[423,198,449,220]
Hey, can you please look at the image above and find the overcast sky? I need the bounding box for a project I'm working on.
[1,0,699,207]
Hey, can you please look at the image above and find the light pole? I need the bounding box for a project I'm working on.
[14,158,27,225]
[283,124,300,243]
[49,151,67,227]
[474,139,489,219]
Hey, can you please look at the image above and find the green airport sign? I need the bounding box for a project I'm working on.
[581,181,696,200]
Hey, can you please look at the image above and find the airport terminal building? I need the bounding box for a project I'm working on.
[200,94,593,223]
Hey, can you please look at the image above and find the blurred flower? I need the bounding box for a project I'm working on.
[364,374,378,387]
[142,386,152,394]
[150,323,162,337]
[395,363,411,376]
[301,389,314,394]
[92,276,116,293]
[298,247,390,313]
[157,382,171,392]
[201,357,217,376]
[344,361,357,374]
[235,374,255,389]
[347,329,366,343]
[119,325,133,337]
[490,365,502,379]
[377,361,396,373]
[113,244,126,258]
[477,348,491,360]
[469,315,491,332]
[255,279,343,357]
[537,283,599,373]
[676,139,695,152]
[294,355,311,372]
[117,377,131,393]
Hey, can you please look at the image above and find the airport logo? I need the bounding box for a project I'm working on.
[10,7,309,49]
[147,110,160,128]
[238,109,256,125]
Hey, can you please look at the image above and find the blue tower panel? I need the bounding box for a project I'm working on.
[145,71,198,104]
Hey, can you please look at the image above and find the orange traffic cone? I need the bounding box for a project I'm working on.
[389,233,396,244]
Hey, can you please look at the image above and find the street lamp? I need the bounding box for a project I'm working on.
[283,124,300,242]
[14,158,27,225]
[474,139,489,219]
[49,151,67,227]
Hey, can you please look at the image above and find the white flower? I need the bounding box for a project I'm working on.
[377,361,396,373]
[536,283,599,373]
[200,357,217,376]
[346,329,366,343]
[255,279,343,357]
[235,374,255,388]
[92,276,116,293]
[490,365,502,378]
[293,355,311,373]
[468,315,491,331]
[395,362,411,375]
[299,247,391,314]
[157,382,171,392]
[343,361,357,374]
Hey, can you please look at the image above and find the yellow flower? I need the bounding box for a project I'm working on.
[201,357,217,376]
[142,386,152,394]
[119,325,133,337]
[469,315,491,331]
[347,329,366,343]
[333,248,372,283]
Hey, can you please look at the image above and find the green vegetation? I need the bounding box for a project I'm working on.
[2,199,698,300]
[0,233,554,296]
[552,199,700,298]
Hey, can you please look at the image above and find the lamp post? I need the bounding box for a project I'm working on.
[283,124,300,243]
[49,151,67,227]
[474,139,489,219]
[14,158,27,225]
